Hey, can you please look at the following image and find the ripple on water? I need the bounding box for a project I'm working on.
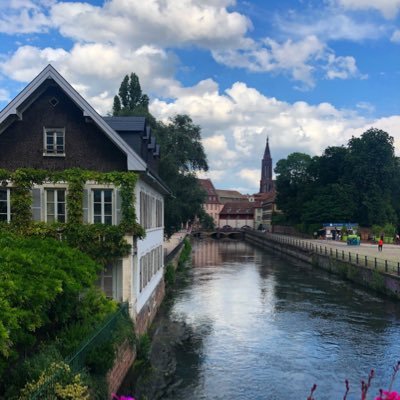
[163,240,400,400]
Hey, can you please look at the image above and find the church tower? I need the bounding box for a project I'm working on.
[259,137,273,193]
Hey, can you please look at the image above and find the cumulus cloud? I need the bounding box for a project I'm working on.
[0,0,51,34]
[47,0,251,50]
[213,35,364,88]
[151,80,375,192]
[0,88,10,102]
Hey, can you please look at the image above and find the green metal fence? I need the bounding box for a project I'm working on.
[29,302,130,400]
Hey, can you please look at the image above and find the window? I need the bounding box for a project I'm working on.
[93,189,113,225]
[44,127,65,155]
[97,260,122,301]
[0,189,10,222]
[140,191,163,229]
[45,189,66,223]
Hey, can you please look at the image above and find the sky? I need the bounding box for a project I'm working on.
[0,0,400,194]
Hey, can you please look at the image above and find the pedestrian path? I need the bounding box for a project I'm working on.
[163,229,189,257]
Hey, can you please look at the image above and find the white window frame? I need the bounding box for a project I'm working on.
[92,188,114,225]
[45,188,67,223]
[0,188,11,223]
[43,127,65,157]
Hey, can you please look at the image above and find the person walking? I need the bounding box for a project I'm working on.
[378,238,383,252]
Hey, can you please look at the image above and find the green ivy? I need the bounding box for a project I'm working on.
[0,168,145,264]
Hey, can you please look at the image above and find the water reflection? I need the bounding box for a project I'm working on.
[163,239,400,400]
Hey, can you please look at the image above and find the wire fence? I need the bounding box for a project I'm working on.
[263,232,400,276]
[29,302,130,400]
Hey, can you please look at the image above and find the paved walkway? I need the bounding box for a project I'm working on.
[305,238,400,262]
[163,229,189,257]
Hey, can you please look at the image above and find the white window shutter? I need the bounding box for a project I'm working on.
[31,188,42,221]
[115,189,122,225]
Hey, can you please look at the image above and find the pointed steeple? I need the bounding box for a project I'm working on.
[263,137,271,159]
[259,136,273,193]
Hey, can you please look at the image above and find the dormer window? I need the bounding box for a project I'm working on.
[43,127,65,156]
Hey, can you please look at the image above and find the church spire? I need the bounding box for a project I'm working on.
[259,136,273,193]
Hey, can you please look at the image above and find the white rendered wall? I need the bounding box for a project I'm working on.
[134,179,164,314]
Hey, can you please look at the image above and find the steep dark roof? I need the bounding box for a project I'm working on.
[103,116,146,132]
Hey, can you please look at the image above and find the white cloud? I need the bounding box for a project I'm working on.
[325,54,361,80]
[391,30,400,43]
[212,35,363,88]
[237,169,260,187]
[335,0,400,18]
[49,0,251,50]
[0,88,10,102]
[0,0,51,34]
[278,12,385,42]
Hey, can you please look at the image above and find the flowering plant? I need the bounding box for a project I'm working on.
[307,361,400,400]
[111,393,135,400]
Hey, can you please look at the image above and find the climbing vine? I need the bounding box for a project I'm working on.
[0,168,145,264]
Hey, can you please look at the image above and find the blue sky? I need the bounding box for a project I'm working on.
[1,0,400,193]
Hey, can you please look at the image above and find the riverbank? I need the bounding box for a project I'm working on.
[245,230,400,299]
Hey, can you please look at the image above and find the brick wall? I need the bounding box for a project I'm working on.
[107,340,136,397]
[136,279,165,335]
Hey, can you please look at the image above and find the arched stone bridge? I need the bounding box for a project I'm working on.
[191,230,245,240]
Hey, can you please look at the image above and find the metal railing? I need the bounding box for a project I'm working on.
[262,232,400,276]
[29,303,130,399]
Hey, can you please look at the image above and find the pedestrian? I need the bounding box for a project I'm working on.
[378,238,383,252]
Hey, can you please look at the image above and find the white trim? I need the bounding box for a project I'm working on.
[0,65,146,172]
[44,187,67,223]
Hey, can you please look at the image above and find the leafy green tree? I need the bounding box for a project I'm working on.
[274,152,313,224]
[156,115,208,235]
[344,128,397,226]
[112,74,208,235]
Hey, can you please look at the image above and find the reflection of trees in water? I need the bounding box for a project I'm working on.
[255,245,400,335]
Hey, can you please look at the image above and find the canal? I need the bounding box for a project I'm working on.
[144,239,400,399]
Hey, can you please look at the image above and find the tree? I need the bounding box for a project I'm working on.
[155,115,208,236]
[344,128,398,226]
[112,74,208,235]
[113,73,152,119]
[274,152,313,224]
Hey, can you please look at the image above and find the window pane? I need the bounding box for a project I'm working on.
[47,190,54,202]
[104,203,112,215]
[94,215,102,223]
[57,190,65,201]
[0,203,6,214]
[93,190,101,202]
[47,215,55,223]
[0,190,6,201]
[47,203,55,214]
[104,190,112,202]
[57,203,65,215]
[93,203,101,215]
[104,216,112,225]
[58,215,65,223]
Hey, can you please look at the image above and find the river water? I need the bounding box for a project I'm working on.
[160,239,400,400]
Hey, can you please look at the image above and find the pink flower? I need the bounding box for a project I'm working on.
[111,393,135,400]
[375,391,400,400]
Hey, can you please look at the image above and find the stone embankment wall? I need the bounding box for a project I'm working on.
[245,230,400,299]
[108,235,188,396]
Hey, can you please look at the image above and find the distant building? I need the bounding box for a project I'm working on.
[198,178,223,226]
[216,189,247,204]
[219,201,255,229]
